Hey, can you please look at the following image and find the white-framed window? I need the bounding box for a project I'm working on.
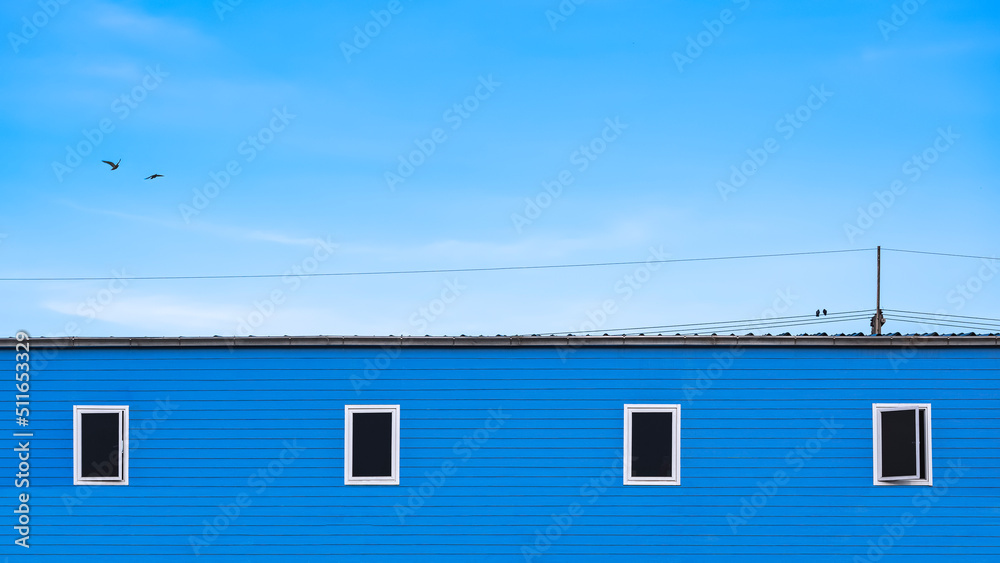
[872,403,932,486]
[73,405,129,486]
[624,404,680,486]
[345,405,400,485]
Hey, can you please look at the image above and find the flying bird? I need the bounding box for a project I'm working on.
[145,174,164,180]
[102,159,121,170]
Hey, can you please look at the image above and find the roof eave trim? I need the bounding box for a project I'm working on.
[2,335,997,348]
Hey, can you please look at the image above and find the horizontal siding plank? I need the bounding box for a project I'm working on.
[15,417,1000,429]
[14,428,1000,441]
[23,506,1000,517]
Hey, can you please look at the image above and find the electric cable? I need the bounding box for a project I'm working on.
[0,248,874,282]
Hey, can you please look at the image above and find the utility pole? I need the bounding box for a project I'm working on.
[871,246,885,335]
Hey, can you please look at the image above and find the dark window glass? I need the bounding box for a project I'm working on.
[631,412,672,477]
[881,409,918,478]
[352,412,393,477]
[918,409,927,480]
[81,412,120,478]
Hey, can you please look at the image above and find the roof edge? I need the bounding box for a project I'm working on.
[2,335,998,348]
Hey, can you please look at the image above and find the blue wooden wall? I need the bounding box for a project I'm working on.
[3,344,999,562]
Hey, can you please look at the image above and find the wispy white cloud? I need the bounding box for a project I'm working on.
[330,217,657,260]
[75,63,145,80]
[54,197,667,259]
[42,293,358,336]
[54,199,326,247]
[862,37,1000,63]
[55,199,177,228]
[43,295,243,333]
[91,3,213,47]
[242,230,326,247]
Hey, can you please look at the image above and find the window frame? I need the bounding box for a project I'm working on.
[73,405,129,486]
[344,405,400,485]
[872,403,932,486]
[623,404,680,486]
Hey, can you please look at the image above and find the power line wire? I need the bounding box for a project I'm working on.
[656,316,874,336]
[629,314,876,334]
[546,314,997,336]
[888,321,999,334]
[538,308,1000,337]
[880,313,1000,333]
[539,309,872,335]
[537,310,873,336]
[4,247,995,282]
[883,248,998,262]
[537,311,869,335]
[883,309,1000,324]
[1,247,993,284]
[0,248,874,282]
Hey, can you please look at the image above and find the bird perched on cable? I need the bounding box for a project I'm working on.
[145,174,164,180]
[816,310,820,317]
[823,309,828,316]
[102,159,121,170]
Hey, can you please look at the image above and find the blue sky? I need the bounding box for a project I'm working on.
[1,0,998,337]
